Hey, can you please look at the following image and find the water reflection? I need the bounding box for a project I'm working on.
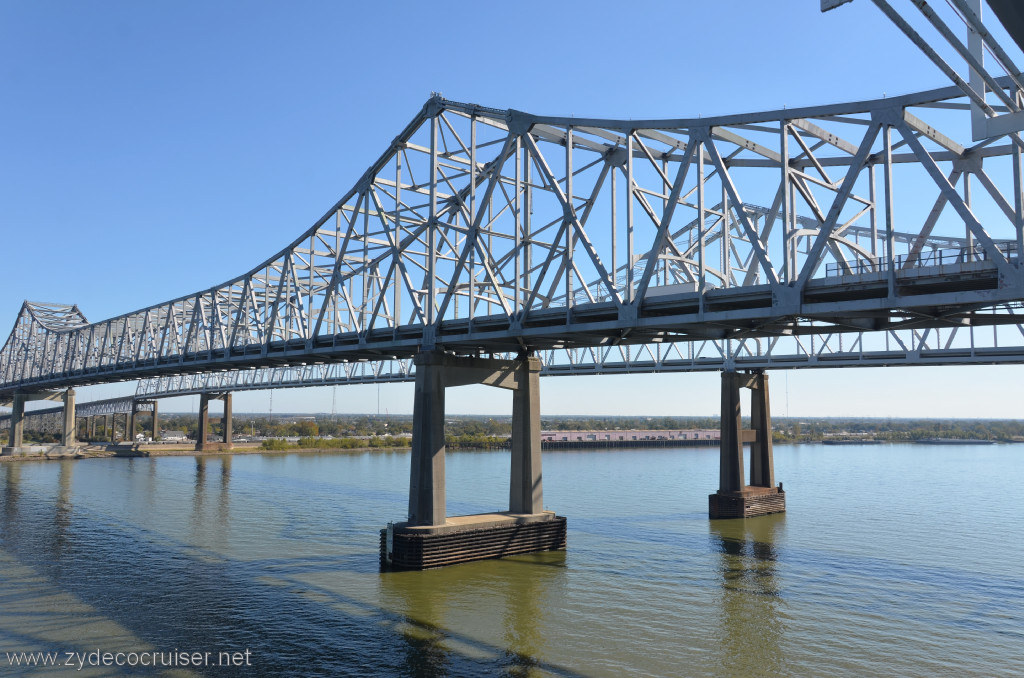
[52,460,74,558]
[709,514,786,676]
[192,456,207,535]
[145,456,158,511]
[499,555,550,678]
[219,455,232,527]
[1,462,21,522]
[191,455,233,550]
[379,551,574,677]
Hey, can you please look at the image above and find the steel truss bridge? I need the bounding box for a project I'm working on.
[0,397,153,437]
[4,1,1024,411]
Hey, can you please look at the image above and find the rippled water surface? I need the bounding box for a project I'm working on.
[1,444,1022,676]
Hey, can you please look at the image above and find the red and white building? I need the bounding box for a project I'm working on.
[540,429,720,443]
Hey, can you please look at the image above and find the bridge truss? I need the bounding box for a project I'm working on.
[4,3,1024,398]
[0,396,151,436]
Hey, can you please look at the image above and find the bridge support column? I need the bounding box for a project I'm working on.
[8,394,25,448]
[128,401,138,446]
[151,401,159,441]
[222,393,233,449]
[749,373,774,488]
[384,350,565,570]
[510,358,543,514]
[709,370,785,519]
[197,394,210,451]
[407,354,446,526]
[107,415,114,443]
[61,389,76,447]
[88,416,95,441]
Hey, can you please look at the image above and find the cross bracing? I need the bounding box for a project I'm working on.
[5,78,1024,396]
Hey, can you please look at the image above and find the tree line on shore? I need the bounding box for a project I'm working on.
[21,412,1024,445]
[163,413,1024,444]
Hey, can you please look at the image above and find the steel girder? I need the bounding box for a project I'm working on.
[4,79,1024,395]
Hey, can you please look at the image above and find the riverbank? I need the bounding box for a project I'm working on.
[0,442,412,463]
[3,435,1018,464]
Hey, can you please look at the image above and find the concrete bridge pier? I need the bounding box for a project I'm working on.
[197,395,210,450]
[128,403,137,445]
[709,370,786,519]
[127,400,158,445]
[197,393,233,451]
[150,401,159,441]
[2,390,82,455]
[7,393,25,448]
[61,389,76,447]
[384,350,565,570]
[222,394,233,448]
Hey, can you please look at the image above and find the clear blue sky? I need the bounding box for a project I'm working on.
[2,1,1023,417]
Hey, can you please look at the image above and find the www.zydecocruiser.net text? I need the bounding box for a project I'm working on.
[4,648,253,670]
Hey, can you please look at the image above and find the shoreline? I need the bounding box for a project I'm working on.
[0,442,412,463]
[2,437,1018,464]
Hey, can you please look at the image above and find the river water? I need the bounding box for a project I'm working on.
[0,443,1021,677]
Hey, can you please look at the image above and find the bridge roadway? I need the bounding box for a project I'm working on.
[5,1,1024,567]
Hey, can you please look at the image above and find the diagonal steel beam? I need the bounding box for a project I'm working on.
[699,131,781,288]
[521,132,622,307]
[634,137,699,305]
[894,117,1017,280]
[796,122,881,290]
[435,134,516,323]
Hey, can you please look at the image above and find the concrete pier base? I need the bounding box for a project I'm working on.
[709,486,786,519]
[2,445,51,456]
[381,511,567,570]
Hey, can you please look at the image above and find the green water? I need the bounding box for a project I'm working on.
[0,443,1021,676]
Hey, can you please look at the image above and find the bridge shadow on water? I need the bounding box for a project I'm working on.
[0,460,588,678]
